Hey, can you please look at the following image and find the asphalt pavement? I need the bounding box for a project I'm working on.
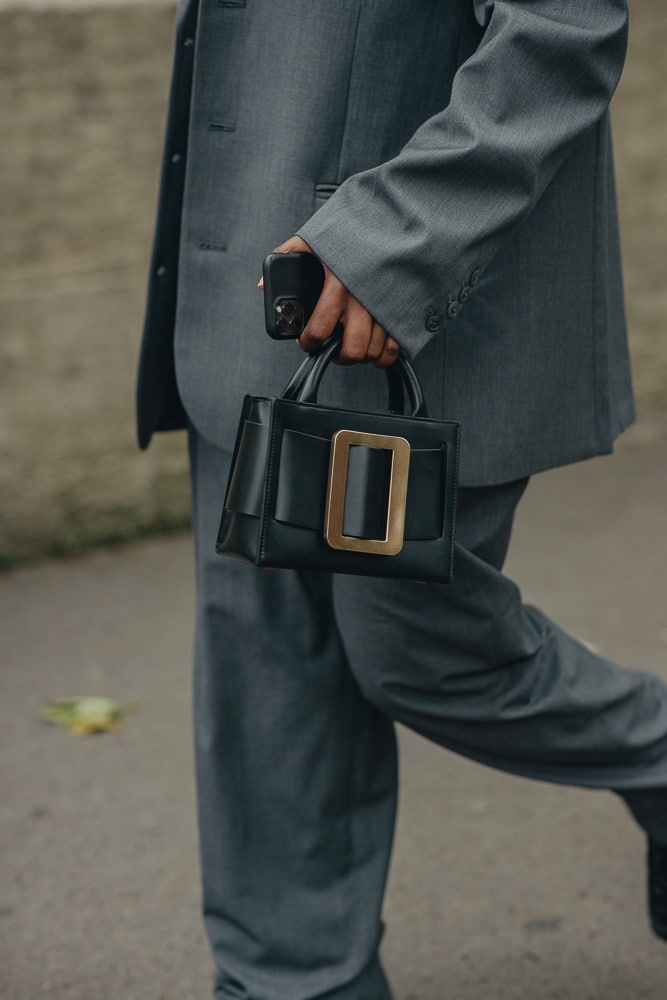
[2,430,667,1000]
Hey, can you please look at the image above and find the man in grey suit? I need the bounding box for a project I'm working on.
[137,1,667,996]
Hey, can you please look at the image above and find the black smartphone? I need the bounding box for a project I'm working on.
[262,252,325,339]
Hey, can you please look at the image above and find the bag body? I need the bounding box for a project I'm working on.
[216,338,460,583]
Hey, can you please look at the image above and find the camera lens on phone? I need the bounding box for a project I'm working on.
[277,317,289,333]
[282,300,296,318]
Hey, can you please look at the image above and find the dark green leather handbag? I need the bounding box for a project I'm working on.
[216,334,460,582]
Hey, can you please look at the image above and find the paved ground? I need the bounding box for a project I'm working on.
[2,431,667,1000]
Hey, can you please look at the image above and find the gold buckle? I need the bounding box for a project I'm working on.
[324,429,410,555]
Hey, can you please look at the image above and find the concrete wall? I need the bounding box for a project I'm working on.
[612,4,667,424]
[1,1,666,566]
[1,1,186,566]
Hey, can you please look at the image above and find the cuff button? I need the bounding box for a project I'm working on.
[425,314,442,333]
[447,301,460,319]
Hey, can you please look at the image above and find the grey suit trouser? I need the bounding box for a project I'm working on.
[189,428,667,1000]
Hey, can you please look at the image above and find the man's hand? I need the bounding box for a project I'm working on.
[261,236,400,367]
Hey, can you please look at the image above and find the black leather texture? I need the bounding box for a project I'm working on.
[216,337,460,582]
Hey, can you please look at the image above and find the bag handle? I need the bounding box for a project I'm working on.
[281,350,319,401]
[294,332,428,418]
[280,332,409,415]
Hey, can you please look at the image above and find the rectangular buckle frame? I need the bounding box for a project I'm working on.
[324,429,410,555]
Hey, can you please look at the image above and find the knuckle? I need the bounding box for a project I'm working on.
[303,323,331,344]
[338,347,365,365]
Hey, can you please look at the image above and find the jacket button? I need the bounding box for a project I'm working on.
[469,268,481,286]
[156,265,167,278]
[447,301,460,319]
[425,314,442,333]
[459,285,471,303]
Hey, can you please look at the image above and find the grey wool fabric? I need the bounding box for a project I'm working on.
[137,0,633,486]
[188,433,667,1000]
[136,2,667,998]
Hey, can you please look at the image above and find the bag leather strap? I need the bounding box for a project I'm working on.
[297,333,428,418]
[227,421,447,540]
[280,333,412,416]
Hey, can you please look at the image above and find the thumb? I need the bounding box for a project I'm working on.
[272,235,314,255]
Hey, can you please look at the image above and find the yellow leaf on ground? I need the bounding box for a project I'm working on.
[40,696,135,735]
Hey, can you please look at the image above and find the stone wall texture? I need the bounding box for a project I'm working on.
[1,1,666,565]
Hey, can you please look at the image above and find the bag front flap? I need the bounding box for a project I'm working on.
[264,398,459,543]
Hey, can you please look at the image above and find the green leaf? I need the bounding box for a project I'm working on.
[40,696,135,735]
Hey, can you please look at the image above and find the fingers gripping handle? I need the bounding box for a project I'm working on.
[291,333,428,418]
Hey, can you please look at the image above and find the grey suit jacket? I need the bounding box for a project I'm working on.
[137,0,634,486]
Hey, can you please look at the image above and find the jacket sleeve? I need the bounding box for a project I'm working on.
[297,0,629,356]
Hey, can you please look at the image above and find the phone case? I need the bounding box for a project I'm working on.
[262,252,326,339]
